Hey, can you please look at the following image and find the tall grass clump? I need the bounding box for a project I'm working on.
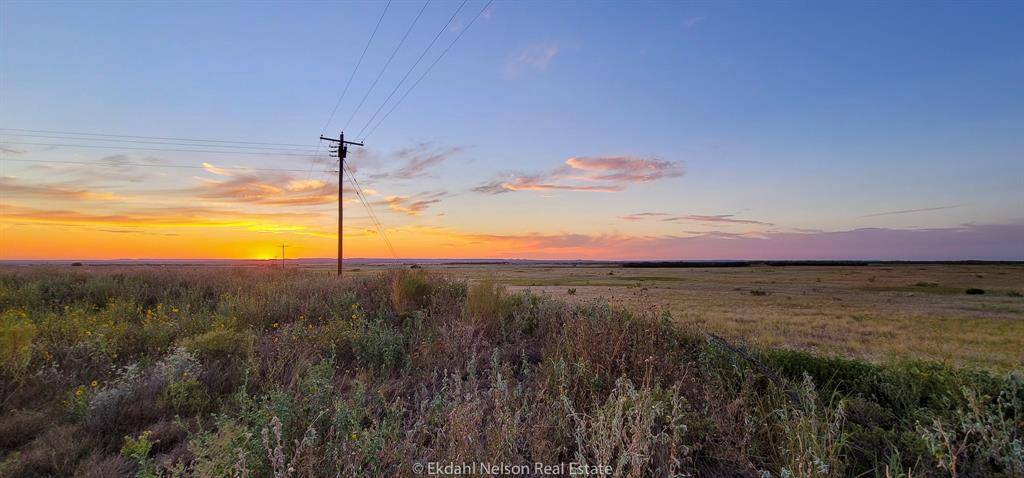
[0,310,36,380]
[0,266,1020,477]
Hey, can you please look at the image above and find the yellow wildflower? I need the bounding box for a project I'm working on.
[90,380,98,388]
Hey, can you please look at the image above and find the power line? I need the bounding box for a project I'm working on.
[303,1,392,187]
[0,157,334,173]
[319,0,392,136]
[354,0,469,139]
[343,161,397,257]
[342,0,431,132]
[1,141,331,157]
[0,128,315,148]
[344,170,395,258]
[2,133,322,153]
[344,161,394,256]
[363,0,494,141]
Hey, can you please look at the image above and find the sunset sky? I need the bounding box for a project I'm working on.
[2,1,1022,260]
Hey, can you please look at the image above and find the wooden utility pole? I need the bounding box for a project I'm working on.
[277,244,288,269]
[319,132,364,277]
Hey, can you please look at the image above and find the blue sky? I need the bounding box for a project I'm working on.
[1,1,1023,259]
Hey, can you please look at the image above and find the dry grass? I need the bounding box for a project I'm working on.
[394,264,1024,370]
[0,266,1020,477]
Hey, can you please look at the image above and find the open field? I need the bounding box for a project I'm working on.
[1,266,1021,477]
[338,263,1024,371]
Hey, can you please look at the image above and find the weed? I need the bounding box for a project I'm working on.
[122,430,158,478]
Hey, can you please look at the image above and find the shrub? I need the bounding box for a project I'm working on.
[161,378,210,415]
[389,270,432,314]
[188,417,260,477]
[6,424,91,476]
[122,430,158,478]
[919,375,1024,476]
[350,319,407,371]
[774,376,848,478]
[298,355,336,412]
[0,409,47,451]
[965,288,986,295]
[564,377,692,476]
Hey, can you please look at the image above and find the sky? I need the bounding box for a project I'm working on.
[1,1,1022,260]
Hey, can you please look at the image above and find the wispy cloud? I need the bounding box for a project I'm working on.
[621,212,672,221]
[474,155,683,195]
[861,205,962,218]
[506,42,562,76]
[663,214,773,226]
[0,202,330,236]
[202,162,234,177]
[381,190,448,216]
[194,171,338,206]
[559,156,684,182]
[473,175,623,194]
[0,176,125,202]
[622,212,772,226]
[371,143,462,180]
[10,154,163,184]
[1,145,26,155]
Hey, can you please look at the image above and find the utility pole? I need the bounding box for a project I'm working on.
[319,132,364,277]
[277,244,289,269]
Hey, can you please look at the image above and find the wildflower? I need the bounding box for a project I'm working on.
[350,432,358,441]
[75,388,84,397]
[272,322,279,329]
[90,380,98,388]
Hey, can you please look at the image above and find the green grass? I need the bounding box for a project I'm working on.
[0,267,1021,477]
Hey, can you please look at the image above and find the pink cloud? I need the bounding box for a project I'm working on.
[561,156,684,182]
[474,156,683,195]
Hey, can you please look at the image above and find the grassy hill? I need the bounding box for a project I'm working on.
[1,268,1021,477]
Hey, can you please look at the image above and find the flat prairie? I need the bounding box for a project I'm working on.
[361,263,1024,369]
